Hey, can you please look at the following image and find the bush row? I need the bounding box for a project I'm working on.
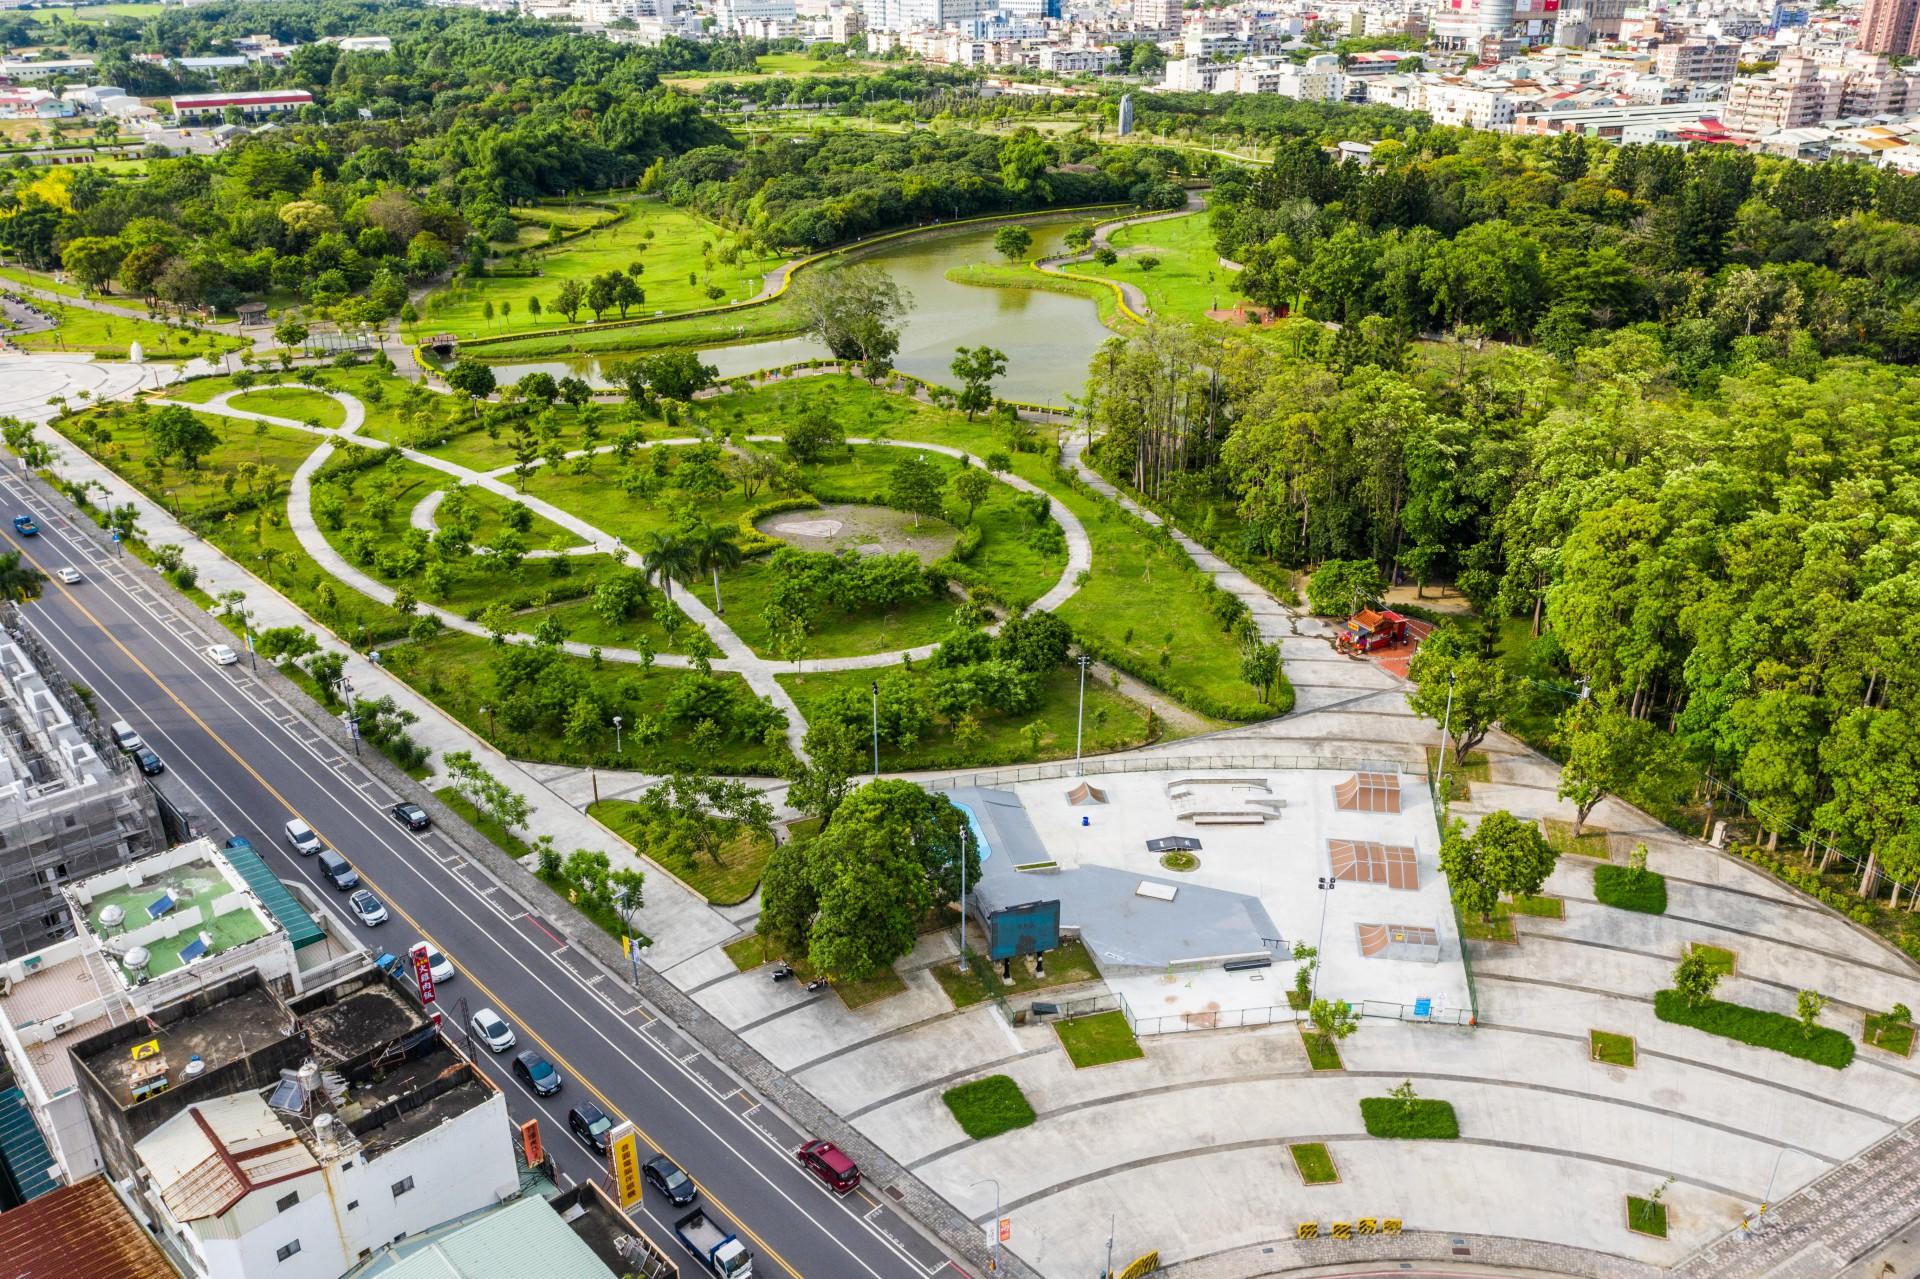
[1653,989,1855,1069]
[736,496,821,556]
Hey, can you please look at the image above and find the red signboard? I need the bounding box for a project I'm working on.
[520,1118,543,1167]
[409,943,436,1008]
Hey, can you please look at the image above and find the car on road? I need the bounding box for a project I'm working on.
[390,801,430,831]
[644,1153,698,1206]
[795,1139,861,1195]
[133,747,164,776]
[12,515,37,536]
[348,890,388,926]
[285,818,323,856]
[418,944,453,983]
[54,566,81,585]
[222,835,253,856]
[511,1049,562,1096]
[204,643,239,666]
[568,1103,614,1154]
[470,1008,515,1052]
[109,720,143,753]
[317,850,359,891]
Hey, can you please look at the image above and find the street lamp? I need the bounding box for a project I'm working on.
[970,1178,1001,1274]
[869,681,880,779]
[1433,671,1456,804]
[957,826,969,975]
[612,714,623,755]
[1074,653,1091,774]
[1312,876,1336,1000]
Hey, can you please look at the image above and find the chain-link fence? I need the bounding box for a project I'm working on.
[924,752,1424,793]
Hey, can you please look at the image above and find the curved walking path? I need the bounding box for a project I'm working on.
[151,390,1100,757]
[1035,190,1208,323]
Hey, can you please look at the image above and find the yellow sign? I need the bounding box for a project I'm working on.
[622,936,631,957]
[1383,1219,1403,1235]
[1357,1218,1378,1235]
[1296,1222,1318,1239]
[1116,1252,1160,1279]
[130,1039,160,1061]
[608,1122,643,1207]
[1331,1221,1352,1240]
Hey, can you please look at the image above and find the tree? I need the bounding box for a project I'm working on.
[784,405,844,463]
[0,551,44,604]
[274,319,308,351]
[993,225,1033,262]
[950,345,1007,421]
[688,523,744,614]
[516,371,558,407]
[1136,255,1161,274]
[443,750,531,831]
[1406,627,1510,764]
[612,868,647,930]
[635,351,717,402]
[1093,246,1118,267]
[585,272,617,322]
[60,236,126,293]
[1796,989,1827,1039]
[787,718,860,825]
[1437,819,1501,922]
[1290,942,1317,1006]
[1672,948,1722,1007]
[1305,559,1387,616]
[950,465,992,524]
[147,405,218,472]
[445,360,496,415]
[1437,809,1555,922]
[788,264,912,364]
[638,529,695,598]
[1557,700,1668,837]
[554,278,586,324]
[996,609,1072,673]
[888,453,943,527]
[1309,997,1359,1041]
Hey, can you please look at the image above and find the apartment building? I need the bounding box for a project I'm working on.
[1653,37,1740,84]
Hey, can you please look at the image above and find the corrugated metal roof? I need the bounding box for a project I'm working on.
[221,843,325,948]
[0,1175,179,1279]
[0,1085,58,1205]
[363,1195,615,1279]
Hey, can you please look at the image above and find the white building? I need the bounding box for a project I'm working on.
[1040,45,1121,73]
[334,35,394,52]
[170,89,313,119]
[1418,77,1520,129]
[0,58,97,81]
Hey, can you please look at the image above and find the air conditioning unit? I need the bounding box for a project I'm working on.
[44,1011,74,1034]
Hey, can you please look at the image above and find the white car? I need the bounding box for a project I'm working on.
[418,944,454,984]
[205,643,239,666]
[285,818,324,856]
[469,1007,515,1053]
[348,890,388,927]
[54,566,81,585]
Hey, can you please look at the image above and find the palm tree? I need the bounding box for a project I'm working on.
[637,530,695,600]
[0,552,45,604]
[688,523,744,614]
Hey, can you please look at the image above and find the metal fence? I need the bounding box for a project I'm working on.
[1100,993,1472,1037]
[1357,998,1474,1027]
[924,752,1425,793]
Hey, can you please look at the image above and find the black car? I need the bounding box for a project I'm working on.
[390,802,430,831]
[643,1153,697,1206]
[568,1102,614,1154]
[511,1049,562,1096]
[134,748,164,776]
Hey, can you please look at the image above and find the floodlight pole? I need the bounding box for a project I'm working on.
[1434,671,1455,804]
[1074,653,1091,775]
[870,681,880,779]
[957,827,969,975]
[1312,876,1335,1000]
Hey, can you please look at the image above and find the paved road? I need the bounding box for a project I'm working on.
[0,471,962,1279]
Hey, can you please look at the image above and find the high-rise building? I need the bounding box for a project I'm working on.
[1860,0,1920,57]
[1131,0,1179,32]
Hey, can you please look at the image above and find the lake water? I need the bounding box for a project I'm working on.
[489,221,1108,407]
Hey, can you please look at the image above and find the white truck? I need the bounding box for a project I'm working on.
[675,1207,753,1278]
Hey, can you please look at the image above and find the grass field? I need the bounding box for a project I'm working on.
[946,260,1129,330]
[1626,1196,1669,1238]
[1594,864,1668,914]
[423,201,783,342]
[1300,1028,1344,1070]
[8,297,246,359]
[0,264,86,299]
[1865,1010,1915,1056]
[588,799,775,905]
[1055,1011,1143,1068]
[663,51,891,91]
[36,2,170,21]
[462,296,804,359]
[1085,208,1233,322]
[227,387,348,429]
[1459,892,1564,943]
[1654,988,1855,1069]
[942,1075,1036,1140]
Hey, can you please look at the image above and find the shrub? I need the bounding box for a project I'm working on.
[1594,863,1668,914]
[1653,989,1855,1069]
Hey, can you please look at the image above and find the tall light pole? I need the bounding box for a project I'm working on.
[612,714,623,756]
[1312,876,1335,1000]
[1433,671,1456,803]
[1074,653,1091,775]
[869,680,880,779]
[971,1178,1001,1274]
[957,826,969,975]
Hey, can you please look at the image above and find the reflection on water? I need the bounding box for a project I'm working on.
[489,221,1107,407]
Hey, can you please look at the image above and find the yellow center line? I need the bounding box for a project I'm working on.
[9,532,808,1279]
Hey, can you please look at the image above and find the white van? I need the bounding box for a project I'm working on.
[110,720,143,753]
[285,818,324,856]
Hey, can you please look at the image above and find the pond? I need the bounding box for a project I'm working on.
[489,221,1109,408]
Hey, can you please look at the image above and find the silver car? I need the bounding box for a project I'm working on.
[349,890,388,926]
[470,1007,515,1053]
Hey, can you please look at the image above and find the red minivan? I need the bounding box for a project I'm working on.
[796,1139,861,1195]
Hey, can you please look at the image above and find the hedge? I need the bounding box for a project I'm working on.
[737,496,822,556]
[1653,989,1855,1069]
[1593,864,1668,915]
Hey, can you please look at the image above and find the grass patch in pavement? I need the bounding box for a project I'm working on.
[1595,863,1668,914]
[1626,1196,1669,1238]
[1653,989,1855,1069]
[931,940,1099,1009]
[942,1075,1037,1141]
[1689,942,1737,976]
[724,934,777,970]
[1864,1009,1915,1056]
[1458,893,1562,943]
[1425,746,1492,799]
[1544,818,1613,861]
[1055,1010,1144,1068]
[1300,1029,1344,1070]
[717,936,905,1007]
[434,787,534,860]
[1289,1143,1338,1185]
[1359,1096,1459,1139]
[1589,1030,1637,1067]
[589,799,775,906]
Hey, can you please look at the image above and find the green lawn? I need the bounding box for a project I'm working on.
[1653,989,1855,1069]
[9,297,245,359]
[1359,1096,1460,1139]
[1055,1011,1143,1068]
[1289,1143,1339,1185]
[724,934,777,970]
[1459,893,1562,942]
[1626,1196,1669,1238]
[1083,208,1233,322]
[1426,746,1492,800]
[931,940,1100,1009]
[422,201,783,342]
[460,297,804,359]
[589,799,774,905]
[780,661,1163,771]
[435,787,534,860]
[0,263,85,299]
[1594,864,1668,914]
[1689,943,1736,976]
[1544,818,1613,862]
[946,260,1127,329]
[226,387,348,429]
[1590,1030,1637,1067]
[1864,1010,1915,1056]
[942,1075,1037,1140]
[1300,1028,1344,1070]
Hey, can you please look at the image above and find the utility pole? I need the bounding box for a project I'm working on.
[957,827,969,975]
[870,680,880,779]
[1312,877,1335,1000]
[1074,653,1091,774]
[1433,671,1456,804]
